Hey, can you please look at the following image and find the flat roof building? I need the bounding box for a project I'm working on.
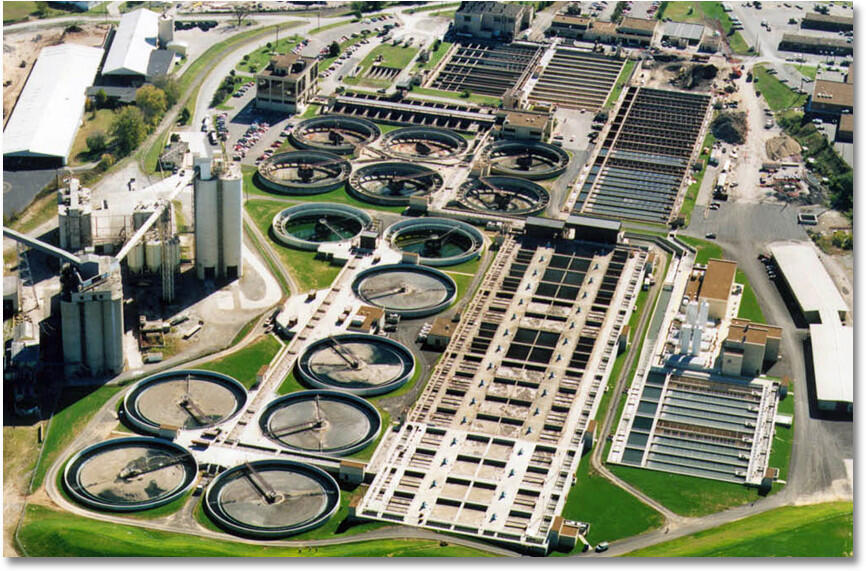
[721,319,782,377]
[500,110,552,141]
[661,21,705,46]
[778,33,853,56]
[454,1,533,40]
[255,53,318,113]
[808,79,854,115]
[684,258,737,321]
[800,12,854,32]
[3,44,103,168]
[810,322,853,414]
[769,242,848,324]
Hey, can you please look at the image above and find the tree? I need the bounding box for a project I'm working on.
[110,107,147,156]
[94,88,108,109]
[135,84,167,125]
[329,41,340,58]
[178,107,191,126]
[86,132,107,154]
[232,3,251,27]
[98,153,115,172]
[151,75,180,107]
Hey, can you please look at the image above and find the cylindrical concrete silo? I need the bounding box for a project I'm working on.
[158,15,174,47]
[82,297,104,375]
[102,294,124,374]
[127,241,145,274]
[195,177,219,280]
[219,171,243,279]
[146,241,162,274]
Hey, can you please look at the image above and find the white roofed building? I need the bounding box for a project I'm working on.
[810,323,853,414]
[3,44,103,168]
[103,8,159,78]
[769,242,848,325]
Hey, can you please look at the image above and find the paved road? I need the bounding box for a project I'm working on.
[684,202,853,494]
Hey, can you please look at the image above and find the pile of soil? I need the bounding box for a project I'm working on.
[765,134,802,161]
[711,111,748,144]
[671,63,718,89]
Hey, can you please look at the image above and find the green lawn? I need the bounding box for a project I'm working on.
[242,165,404,213]
[301,103,322,118]
[408,86,501,107]
[676,235,723,265]
[794,64,817,80]
[446,271,474,306]
[768,393,794,483]
[32,385,125,490]
[753,64,808,112]
[679,128,717,224]
[244,199,343,291]
[604,58,636,109]
[559,458,663,550]
[430,9,456,18]
[416,41,453,71]
[658,2,750,55]
[6,191,58,233]
[2,1,81,23]
[608,465,761,517]
[69,109,116,166]
[16,505,495,557]
[735,269,766,323]
[403,2,460,14]
[624,502,853,557]
[359,44,419,70]
[142,128,171,175]
[237,36,302,74]
[197,335,282,389]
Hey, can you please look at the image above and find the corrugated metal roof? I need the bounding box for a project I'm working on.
[103,8,158,76]
[769,242,848,320]
[810,322,853,404]
[3,44,103,161]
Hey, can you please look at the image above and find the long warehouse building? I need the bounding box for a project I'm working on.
[3,44,103,169]
[769,242,852,415]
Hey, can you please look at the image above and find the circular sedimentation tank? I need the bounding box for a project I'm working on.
[297,334,415,396]
[271,203,372,251]
[385,217,483,267]
[122,370,248,435]
[352,263,456,318]
[486,140,570,180]
[259,390,381,456]
[257,150,351,195]
[348,162,443,206]
[203,459,339,538]
[63,437,198,512]
[290,115,381,154]
[381,126,468,160]
[457,176,551,217]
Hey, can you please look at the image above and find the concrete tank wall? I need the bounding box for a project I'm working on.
[158,16,174,46]
[220,173,243,278]
[195,177,219,279]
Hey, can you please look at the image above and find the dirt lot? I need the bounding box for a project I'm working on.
[3,23,109,126]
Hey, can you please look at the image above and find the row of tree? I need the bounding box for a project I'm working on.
[86,77,181,168]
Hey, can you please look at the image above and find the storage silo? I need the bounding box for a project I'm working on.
[220,166,243,280]
[194,154,243,281]
[146,240,162,274]
[194,175,219,279]
[127,241,145,274]
[158,14,174,48]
